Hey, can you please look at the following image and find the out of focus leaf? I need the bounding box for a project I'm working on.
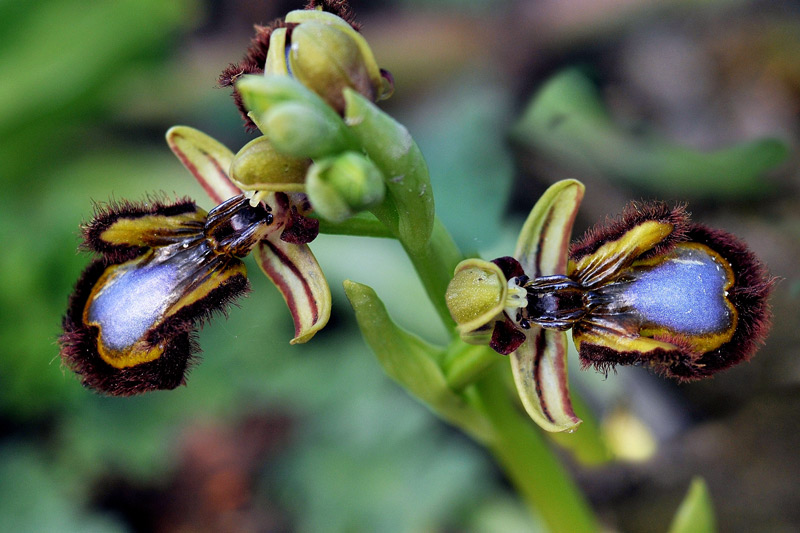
[0,445,125,533]
[0,0,197,181]
[406,72,515,250]
[280,394,492,532]
[668,477,717,533]
[513,69,789,199]
[0,0,195,132]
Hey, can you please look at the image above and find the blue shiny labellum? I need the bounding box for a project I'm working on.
[618,244,734,335]
[87,258,180,352]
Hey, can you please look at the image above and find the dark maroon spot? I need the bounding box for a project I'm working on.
[489,316,526,355]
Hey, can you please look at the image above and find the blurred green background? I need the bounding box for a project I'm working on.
[1,0,798,531]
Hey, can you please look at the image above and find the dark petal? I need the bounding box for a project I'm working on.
[280,208,320,244]
[491,256,525,280]
[570,201,690,263]
[489,316,526,356]
[59,259,250,396]
[82,197,200,263]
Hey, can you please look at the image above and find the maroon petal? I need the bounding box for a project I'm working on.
[492,256,525,280]
[489,316,526,355]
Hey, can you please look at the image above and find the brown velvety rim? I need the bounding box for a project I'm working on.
[82,197,198,264]
[577,224,774,382]
[570,201,691,263]
[59,259,249,396]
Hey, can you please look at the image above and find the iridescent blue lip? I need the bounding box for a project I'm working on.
[595,244,735,337]
[620,245,733,335]
[88,257,178,351]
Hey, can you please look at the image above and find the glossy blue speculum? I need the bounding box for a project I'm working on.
[610,244,735,337]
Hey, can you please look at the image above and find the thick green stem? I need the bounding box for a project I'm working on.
[400,216,463,328]
[473,364,599,533]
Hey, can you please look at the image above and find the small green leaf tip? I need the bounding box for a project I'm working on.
[668,478,717,533]
[306,152,386,222]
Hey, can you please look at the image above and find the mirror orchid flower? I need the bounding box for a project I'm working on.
[59,127,331,395]
[446,180,773,432]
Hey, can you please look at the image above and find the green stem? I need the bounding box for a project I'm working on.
[473,364,599,533]
[316,211,394,238]
[443,342,499,391]
[400,216,463,328]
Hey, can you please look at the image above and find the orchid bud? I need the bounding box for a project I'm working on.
[230,136,311,193]
[306,151,385,222]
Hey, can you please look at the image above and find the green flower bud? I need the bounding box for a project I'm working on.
[283,9,393,112]
[237,75,357,159]
[306,152,386,222]
[263,101,351,158]
[230,136,310,192]
[446,259,508,343]
[289,21,373,113]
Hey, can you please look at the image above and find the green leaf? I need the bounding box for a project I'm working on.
[344,280,492,442]
[0,0,194,134]
[513,69,789,199]
[668,477,717,533]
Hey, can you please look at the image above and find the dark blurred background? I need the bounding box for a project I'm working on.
[0,0,798,531]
